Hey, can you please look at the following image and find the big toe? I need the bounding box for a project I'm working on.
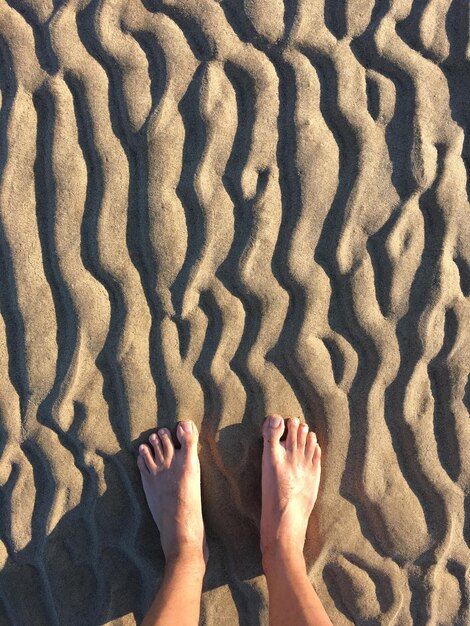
[176,420,198,455]
[262,414,285,450]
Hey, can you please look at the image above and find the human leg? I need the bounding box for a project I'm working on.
[260,415,333,626]
[137,421,208,626]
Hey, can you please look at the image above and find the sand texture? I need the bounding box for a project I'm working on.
[0,0,469,623]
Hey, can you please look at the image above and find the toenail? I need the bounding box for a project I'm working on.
[159,429,167,436]
[150,433,157,441]
[291,418,299,425]
[302,423,308,430]
[269,415,282,428]
[139,445,146,453]
[180,421,192,433]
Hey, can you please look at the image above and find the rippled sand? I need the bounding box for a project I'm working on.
[0,0,469,624]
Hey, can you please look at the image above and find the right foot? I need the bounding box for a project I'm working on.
[137,420,209,567]
[260,415,322,559]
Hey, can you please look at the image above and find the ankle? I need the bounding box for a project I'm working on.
[164,548,206,575]
[261,542,306,574]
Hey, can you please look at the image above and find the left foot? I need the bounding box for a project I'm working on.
[137,421,209,567]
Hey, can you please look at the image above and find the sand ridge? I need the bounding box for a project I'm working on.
[0,0,469,624]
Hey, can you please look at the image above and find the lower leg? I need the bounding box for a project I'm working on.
[137,421,208,626]
[263,546,332,626]
[260,415,333,626]
[141,552,205,626]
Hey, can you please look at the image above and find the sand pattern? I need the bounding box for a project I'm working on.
[0,0,469,624]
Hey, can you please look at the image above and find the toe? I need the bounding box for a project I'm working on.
[297,422,308,451]
[158,428,174,463]
[139,443,157,473]
[176,420,198,455]
[305,431,317,460]
[137,454,149,476]
[286,417,299,451]
[262,415,285,450]
[313,443,322,472]
[149,432,164,464]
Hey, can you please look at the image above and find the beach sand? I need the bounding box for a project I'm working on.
[0,0,469,624]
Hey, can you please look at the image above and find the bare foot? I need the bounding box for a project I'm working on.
[137,420,209,566]
[260,415,321,558]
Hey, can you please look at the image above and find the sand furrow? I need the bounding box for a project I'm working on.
[0,4,91,564]
[224,60,303,420]
[184,58,250,429]
[62,2,155,444]
[163,0,303,419]
[95,0,153,133]
[0,309,35,554]
[136,10,205,424]
[0,6,54,415]
[293,18,431,569]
